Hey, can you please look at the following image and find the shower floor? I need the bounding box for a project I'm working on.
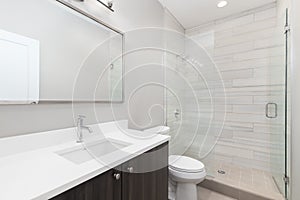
[203,162,284,200]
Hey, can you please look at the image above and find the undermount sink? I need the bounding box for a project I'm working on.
[56,138,132,164]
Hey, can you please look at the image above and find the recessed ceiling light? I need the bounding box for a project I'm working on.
[217,1,228,8]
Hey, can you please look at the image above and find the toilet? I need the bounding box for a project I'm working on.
[169,155,206,200]
[144,126,206,200]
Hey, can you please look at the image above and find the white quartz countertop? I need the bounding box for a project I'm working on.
[0,122,170,200]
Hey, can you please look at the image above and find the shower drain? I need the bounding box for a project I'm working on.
[217,169,226,175]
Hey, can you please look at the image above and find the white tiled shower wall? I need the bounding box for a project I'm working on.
[181,3,286,175]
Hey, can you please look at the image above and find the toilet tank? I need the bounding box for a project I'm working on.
[144,126,170,134]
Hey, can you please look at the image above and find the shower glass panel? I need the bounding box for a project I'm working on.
[164,32,226,167]
[268,8,289,195]
[164,4,287,199]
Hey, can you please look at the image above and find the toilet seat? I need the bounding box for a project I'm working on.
[169,155,205,173]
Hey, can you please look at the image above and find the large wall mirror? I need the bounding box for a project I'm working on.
[0,0,124,104]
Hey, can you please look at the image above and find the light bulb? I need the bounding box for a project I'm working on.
[217,1,228,8]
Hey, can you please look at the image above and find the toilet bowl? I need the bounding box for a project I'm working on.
[144,126,207,200]
[169,155,206,200]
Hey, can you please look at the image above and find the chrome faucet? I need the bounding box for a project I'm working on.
[76,115,93,143]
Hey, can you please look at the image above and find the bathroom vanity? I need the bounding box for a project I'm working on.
[51,142,168,200]
[0,121,170,200]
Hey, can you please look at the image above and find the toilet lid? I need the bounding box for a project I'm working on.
[169,155,205,173]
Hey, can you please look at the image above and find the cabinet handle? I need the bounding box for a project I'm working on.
[127,167,134,173]
[113,173,121,180]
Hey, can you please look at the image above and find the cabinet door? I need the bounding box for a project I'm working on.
[85,169,122,200]
[122,142,168,200]
[50,168,122,200]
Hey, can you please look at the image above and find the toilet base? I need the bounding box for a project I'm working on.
[168,180,176,200]
[176,183,197,200]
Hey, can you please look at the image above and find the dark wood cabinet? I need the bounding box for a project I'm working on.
[50,169,122,200]
[84,169,122,200]
[50,142,168,200]
[122,143,168,200]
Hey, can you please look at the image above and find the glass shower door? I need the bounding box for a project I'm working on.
[163,11,289,198]
[163,33,226,166]
[266,10,289,197]
[267,9,289,197]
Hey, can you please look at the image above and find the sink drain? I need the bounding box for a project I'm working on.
[217,169,226,175]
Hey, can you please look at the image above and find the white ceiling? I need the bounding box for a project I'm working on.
[158,0,276,29]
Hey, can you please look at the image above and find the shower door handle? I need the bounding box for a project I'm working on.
[266,103,278,119]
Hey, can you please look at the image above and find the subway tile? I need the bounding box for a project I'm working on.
[253,124,284,134]
[253,66,284,79]
[220,129,234,139]
[233,46,284,62]
[214,29,233,40]
[215,14,254,32]
[225,121,254,132]
[269,55,285,65]
[232,77,284,87]
[214,144,253,159]
[225,85,285,94]
[216,27,276,48]
[253,95,284,104]
[255,7,277,21]
[224,91,274,98]
[221,69,253,80]
[226,113,282,124]
[224,138,281,154]
[233,18,277,36]
[233,131,279,143]
[253,151,272,162]
[217,58,269,71]
[227,96,253,105]
[231,157,271,172]
[254,37,284,49]
[232,104,265,114]
[214,42,253,57]
[214,55,233,64]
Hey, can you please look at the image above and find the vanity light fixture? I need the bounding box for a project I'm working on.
[97,0,114,12]
[107,0,113,8]
[72,0,114,12]
[217,0,228,8]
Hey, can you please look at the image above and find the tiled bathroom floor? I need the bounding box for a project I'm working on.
[205,162,284,200]
[198,186,237,200]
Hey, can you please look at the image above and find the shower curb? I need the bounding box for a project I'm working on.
[199,179,283,200]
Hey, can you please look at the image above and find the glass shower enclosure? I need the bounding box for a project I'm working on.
[163,5,289,199]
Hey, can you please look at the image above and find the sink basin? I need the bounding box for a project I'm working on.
[56,138,131,164]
